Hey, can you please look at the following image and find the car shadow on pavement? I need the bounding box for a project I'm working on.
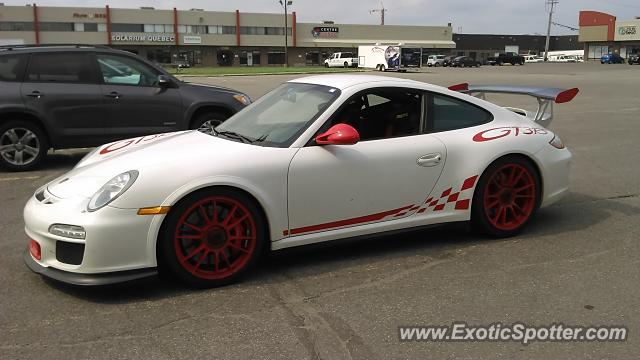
[40,191,639,303]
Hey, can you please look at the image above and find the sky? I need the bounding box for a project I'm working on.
[4,0,640,35]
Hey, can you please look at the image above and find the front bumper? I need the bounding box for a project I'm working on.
[24,250,157,285]
[23,187,162,284]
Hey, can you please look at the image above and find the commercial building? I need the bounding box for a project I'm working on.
[442,34,580,62]
[579,11,640,59]
[0,4,454,66]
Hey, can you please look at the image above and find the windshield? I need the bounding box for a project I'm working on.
[214,82,341,147]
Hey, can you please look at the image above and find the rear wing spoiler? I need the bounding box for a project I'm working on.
[448,83,579,127]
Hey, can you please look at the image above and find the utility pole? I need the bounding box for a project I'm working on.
[370,1,388,25]
[279,0,292,67]
[544,0,558,61]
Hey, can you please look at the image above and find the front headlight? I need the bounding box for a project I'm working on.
[87,170,138,212]
[233,94,251,106]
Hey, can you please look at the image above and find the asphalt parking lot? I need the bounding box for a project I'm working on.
[1,62,639,359]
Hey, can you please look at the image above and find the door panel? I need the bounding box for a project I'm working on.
[287,135,446,236]
[96,53,183,140]
[21,52,106,148]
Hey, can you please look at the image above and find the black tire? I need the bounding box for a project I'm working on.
[190,111,229,134]
[379,64,385,72]
[0,120,48,172]
[159,187,267,288]
[343,62,349,68]
[434,62,440,67]
[471,155,541,238]
[325,62,329,68]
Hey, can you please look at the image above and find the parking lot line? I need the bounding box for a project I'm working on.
[0,176,41,182]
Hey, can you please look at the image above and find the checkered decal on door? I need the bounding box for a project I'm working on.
[416,175,478,213]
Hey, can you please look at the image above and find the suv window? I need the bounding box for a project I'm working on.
[428,94,493,132]
[341,53,353,58]
[26,52,95,83]
[0,54,27,82]
[328,88,423,141]
[97,53,160,87]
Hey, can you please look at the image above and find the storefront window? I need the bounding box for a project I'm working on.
[147,49,172,65]
[0,21,35,31]
[39,22,74,32]
[268,52,285,65]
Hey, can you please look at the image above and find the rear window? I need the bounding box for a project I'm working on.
[25,52,95,83]
[0,54,27,82]
[340,53,353,58]
[429,94,493,132]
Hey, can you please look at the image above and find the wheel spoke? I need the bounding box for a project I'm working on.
[194,249,209,269]
[228,241,250,253]
[5,129,19,143]
[19,131,35,143]
[176,234,204,240]
[227,214,249,229]
[183,245,206,261]
[14,150,23,164]
[222,205,238,225]
[199,204,211,225]
[220,250,232,269]
[0,144,14,153]
[182,221,204,232]
[486,199,500,209]
[212,251,219,272]
[515,183,534,193]
[23,145,38,157]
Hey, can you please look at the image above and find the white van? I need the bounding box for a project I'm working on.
[426,55,446,67]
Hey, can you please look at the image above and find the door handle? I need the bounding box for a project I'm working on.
[417,153,442,167]
[26,91,43,99]
[106,92,122,99]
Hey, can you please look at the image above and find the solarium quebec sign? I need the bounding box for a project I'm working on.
[111,34,176,43]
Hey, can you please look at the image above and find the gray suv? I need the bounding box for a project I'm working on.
[0,45,251,171]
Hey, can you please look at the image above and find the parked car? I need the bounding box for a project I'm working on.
[487,52,525,66]
[23,75,578,287]
[324,52,358,68]
[600,53,625,64]
[442,55,457,67]
[426,55,446,67]
[450,56,481,68]
[0,44,250,171]
[524,55,543,63]
[628,54,640,65]
[555,55,578,63]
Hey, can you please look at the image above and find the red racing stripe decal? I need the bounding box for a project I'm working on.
[287,205,413,236]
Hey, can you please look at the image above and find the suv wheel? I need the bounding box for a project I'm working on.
[0,120,48,172]
[191,112,229,135]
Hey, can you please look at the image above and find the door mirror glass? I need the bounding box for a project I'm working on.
[315,124,360,145]
[157,75,171,87]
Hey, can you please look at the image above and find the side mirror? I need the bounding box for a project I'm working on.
[315,124,360,145]
[157,75,171,87]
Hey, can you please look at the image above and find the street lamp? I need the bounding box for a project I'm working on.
[279,0,292,67]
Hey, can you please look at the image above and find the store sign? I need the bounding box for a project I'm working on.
[111,34,176,43]
[73,12,107,19]
[183,35,202,44]
[311,26,339,38]
[618,26,637,36]
[614,22,640,41]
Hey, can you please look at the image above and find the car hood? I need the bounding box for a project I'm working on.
[180,81,241,94]
[47,131,261,199]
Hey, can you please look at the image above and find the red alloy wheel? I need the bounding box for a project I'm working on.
[483,163,537,231]
[173,196,257,280]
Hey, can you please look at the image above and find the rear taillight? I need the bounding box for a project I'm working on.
[549,135,565,149]
[29,240,41,260]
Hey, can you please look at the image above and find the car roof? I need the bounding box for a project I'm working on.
[288,74,432,91]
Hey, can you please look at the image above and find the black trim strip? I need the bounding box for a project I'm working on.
[23,250,157,286]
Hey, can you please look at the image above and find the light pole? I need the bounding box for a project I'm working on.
[544,0,558,61]
[279,0,292,67]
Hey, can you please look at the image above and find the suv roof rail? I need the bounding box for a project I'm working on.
[0,44,111,51]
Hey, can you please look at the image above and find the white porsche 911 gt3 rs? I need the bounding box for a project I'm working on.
[23,75,578,287]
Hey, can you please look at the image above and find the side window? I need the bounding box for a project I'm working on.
[428,94,493,132]
[96,54,160,87]
[25,53,95,83]
[0,54,27,82]
[329,88,423,141]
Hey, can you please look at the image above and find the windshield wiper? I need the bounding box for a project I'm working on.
[214,130,255,144]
